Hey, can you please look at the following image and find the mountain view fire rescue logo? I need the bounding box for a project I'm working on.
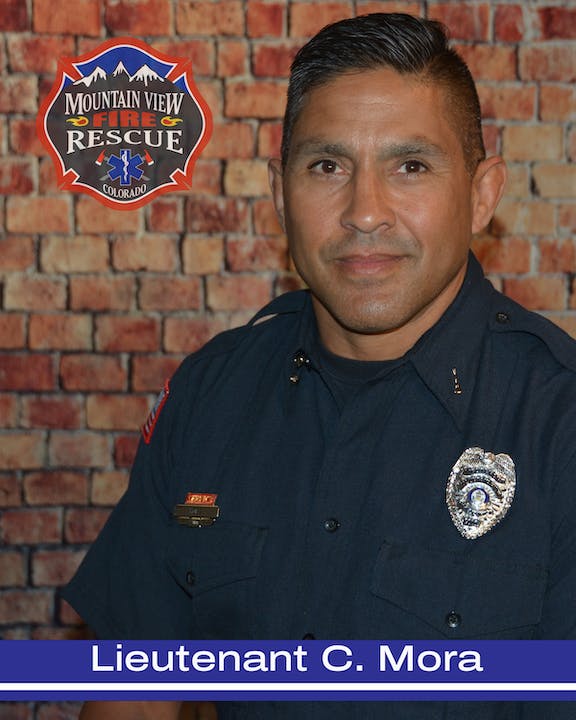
[37,38,212,210]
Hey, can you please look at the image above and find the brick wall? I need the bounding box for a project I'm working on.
[0,0,574,715]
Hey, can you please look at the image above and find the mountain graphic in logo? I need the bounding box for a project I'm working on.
[38,38,212,210]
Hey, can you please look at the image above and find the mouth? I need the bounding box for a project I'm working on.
[333,253,407,275]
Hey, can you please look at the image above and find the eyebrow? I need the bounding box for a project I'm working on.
[290,137,450,163]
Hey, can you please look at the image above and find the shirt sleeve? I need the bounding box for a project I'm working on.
[63,360,199,640]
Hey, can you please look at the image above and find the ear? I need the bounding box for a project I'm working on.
[268,158,286,232]
[471,156,507,234]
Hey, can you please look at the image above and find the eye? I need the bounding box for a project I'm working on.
[398,159,428,175]
[309,159,342,175]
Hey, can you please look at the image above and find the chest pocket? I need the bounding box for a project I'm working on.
[371,540,548,638]
[166,520,268,638]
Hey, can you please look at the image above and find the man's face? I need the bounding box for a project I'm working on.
[270,67,503,359]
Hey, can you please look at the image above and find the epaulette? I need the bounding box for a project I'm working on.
[488,289,576,374]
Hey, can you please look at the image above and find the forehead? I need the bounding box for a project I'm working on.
[289,67,463,160]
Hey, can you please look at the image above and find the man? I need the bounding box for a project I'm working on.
[66,13,576,720]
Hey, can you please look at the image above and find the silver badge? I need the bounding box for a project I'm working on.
[446,447,516,540]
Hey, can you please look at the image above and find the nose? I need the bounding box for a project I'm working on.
[340,167,396,235]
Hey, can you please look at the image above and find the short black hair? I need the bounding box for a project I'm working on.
[281,13,486,173]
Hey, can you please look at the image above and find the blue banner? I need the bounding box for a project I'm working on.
[1,641,576,700]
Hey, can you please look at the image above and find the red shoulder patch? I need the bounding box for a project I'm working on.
[142,378,170,445]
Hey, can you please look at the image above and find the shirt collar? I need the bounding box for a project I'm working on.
[291,252,494,430]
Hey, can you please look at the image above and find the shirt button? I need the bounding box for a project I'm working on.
[323,518,340,532]
[186,571,196,585]
[302,633,316,640]
[445,611,461,628]
[495,311,510,324]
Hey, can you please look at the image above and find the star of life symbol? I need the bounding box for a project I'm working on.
[107,149,144,186]
[37,38,212,210]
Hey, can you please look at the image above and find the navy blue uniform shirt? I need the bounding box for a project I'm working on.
[64,254,576,718]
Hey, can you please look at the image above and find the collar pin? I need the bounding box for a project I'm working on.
[452,367,463,395]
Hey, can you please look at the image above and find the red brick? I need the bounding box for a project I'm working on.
[147,198,183,232]
[21,396,82,430]
[218,39,248,77]
[0,158,34,194]
[0,433,45,470]
[112,234,178,272]
[2,508,61,544]
[24,471,88,505]
[540,85,576,122]
[64,508,110,543]
[207,274,272,311]
[0,590,52,624]
[253,198,283,235]
[114,434,140,467]
[32,549,85,587]
[357,1,421,13]
[258,121,282,158]
[471,235,531,274]
[247,1,284,37]
[0,473,21,507]
[39,156,60,194]
[7,197,71,234]
[225,80,286,119]
[537,7,576,40]
[176,0,244,35]
[153,39,215,77]
[29,314,92,351]
[76,197,141,234]
[429,3,490,41]
[227,236,288,271]
[520,44,576,82]
[189,159,222,195]
[494,200,555,236]
[0,77,36,114]
[58,598,85,627]
[9,118,45,156]
[253,42,300,78]
[4,275,67,311]
[289,2,352,38]
[164,315,228,353]
[0,0,30,30]
[203,122,255,160]
[478,84,536,121]
[183,235,224,274]
[0,314,26,349]
[197,79,223,119]
[0,354,55,391]
[538,238,576,273]
[0,236,34,271]
[7,35,75,73]
[559,204,576,234]
[131,355,184,392]
[186,196,249,232]
[86,394,150,431]
[49,432,109,468]
[533,164,576,199]
[224,159,270,196]
[494,5,524,43]
[91,470,129,505]
[0,395,19,428]
[503,276,566,311]
[95,316,161,352]
[0,552,26,587]
[455,44,516,82]
[41,235,109,273]
[70,275,135,311]
[502,125,563,162]
[138,276,202,311]
[33,0,100,35]
[105,0,172,35]
[60,354,127,392]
